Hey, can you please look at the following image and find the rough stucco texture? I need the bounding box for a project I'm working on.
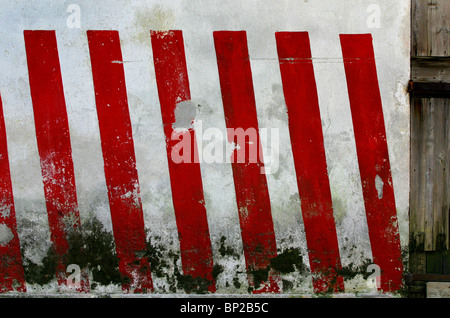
[0,0,410,295]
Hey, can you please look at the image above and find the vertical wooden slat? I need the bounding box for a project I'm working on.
[426,251,443,273]
[432,99,447,250]
[442,251,450,274]
[418,98,427,249]
[411,0,429,57]
[446,99,450,250]
[411,97,450,253]
[411,98,426,250]
[424,99,435,251]
[427,1,438,56]
[427,0,450,56]
[412,0,450,57]
[411,0,450,56]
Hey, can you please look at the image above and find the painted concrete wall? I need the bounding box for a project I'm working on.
[0,0,410,295]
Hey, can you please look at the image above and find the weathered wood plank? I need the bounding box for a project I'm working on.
[428,0,450,56]
[412,0,450,57]
[444,99,450,250]
[446,99,450,250]
[411,99,426,251]
[410,98,449,252]
[412,0,429,56]
[411,57,450,83]
[408,81,450,97]
[432,99,447,250]
[424,99,435,251]
[442,250,450,273]
[408,273,450,281]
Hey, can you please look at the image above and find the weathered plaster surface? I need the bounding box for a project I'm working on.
[0,0,410,295]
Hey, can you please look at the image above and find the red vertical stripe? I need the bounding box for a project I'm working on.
[0,95,26,293]
[24,30,89,291]
[275,32,344,293]
[150,30,215,292]
[340,34,403,292]
[213,31,279,293]
[87,30,153,293]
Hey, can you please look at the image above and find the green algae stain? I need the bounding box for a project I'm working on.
[22,217,126,287]
[270,248,308,274]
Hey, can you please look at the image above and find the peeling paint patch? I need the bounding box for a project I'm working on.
[0,203,11,219]
[173,100,197,130]
[375,174,384,199]
[0,224,13,245]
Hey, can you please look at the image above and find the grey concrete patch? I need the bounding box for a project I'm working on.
[173,100,197,129]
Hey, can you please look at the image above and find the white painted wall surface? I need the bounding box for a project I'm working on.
[0,0,410,294]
